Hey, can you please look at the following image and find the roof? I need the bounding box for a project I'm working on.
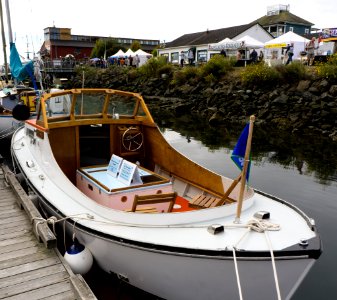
[165,23,255,48]
[254,11,313,26]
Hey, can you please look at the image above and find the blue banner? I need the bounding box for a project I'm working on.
[231,123,251,181]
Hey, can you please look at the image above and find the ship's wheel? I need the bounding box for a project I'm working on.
[122,127,144,152]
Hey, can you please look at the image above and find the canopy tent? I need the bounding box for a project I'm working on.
[124,49,135,57]
[110,49,125,58]
[235,35,265,49]
[264,31,309,49]
[134,49,152,57]
[208,38,242,51]
[264,31,310,64]
[134,49,152,66]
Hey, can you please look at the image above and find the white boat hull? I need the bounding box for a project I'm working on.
[10,89,321,300]
[38,196,315,300]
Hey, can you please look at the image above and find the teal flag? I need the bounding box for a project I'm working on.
[10,42,34,81]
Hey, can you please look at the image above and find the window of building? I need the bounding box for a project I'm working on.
[197,50,207,62]
[305,28,309,34]
[289,27,294,32]
[171,52,179,63]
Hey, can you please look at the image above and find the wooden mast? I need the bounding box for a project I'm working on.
[235,115,255,223]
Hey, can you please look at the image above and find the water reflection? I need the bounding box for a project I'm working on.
[154,113,337,185]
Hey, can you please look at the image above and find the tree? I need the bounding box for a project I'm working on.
[91,38,124,58]
[130,40,141,52]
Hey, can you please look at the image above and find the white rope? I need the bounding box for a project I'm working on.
[232,247,244,300]
[232,218,282,300]
[264,231,282,300]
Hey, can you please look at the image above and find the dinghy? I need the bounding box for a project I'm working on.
[11,88,321,300]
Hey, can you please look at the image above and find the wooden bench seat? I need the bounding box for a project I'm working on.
[189,194,236,209]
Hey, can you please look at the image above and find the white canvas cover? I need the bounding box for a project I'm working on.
[264,31,310,63]
[110,49,125,58]
[235,35,265,49]
[134,49,152,57]
[124,49,135,57]
[264,31,309,48]
[208,38,242,50]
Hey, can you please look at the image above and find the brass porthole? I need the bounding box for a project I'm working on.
[121,196,127,202]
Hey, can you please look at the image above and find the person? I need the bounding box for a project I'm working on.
[258,50,264,62]
[306,37,316,66]
[250,49,258,63]
[220,49,227,57]
[188,49,194,65]
[236,50,242,60]
[134,54,140,67]
[129,55,133,67]
[285,43,294,65]
[180,51,185,67]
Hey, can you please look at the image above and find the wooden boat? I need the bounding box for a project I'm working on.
[11,88,321,300]
[0,86,36,139]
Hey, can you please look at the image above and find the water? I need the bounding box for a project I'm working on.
[155,115,337,300]
[1,116,336,299]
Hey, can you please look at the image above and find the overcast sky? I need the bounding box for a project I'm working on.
[1,0,336,62]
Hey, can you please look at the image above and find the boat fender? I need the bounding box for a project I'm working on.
[64,238,93,275]
[12,104,30,121]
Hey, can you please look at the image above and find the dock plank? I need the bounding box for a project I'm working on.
[0,165,97,299]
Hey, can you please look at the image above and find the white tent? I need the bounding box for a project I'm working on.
[134,49,152,57]
[208,38,242,51]
[235,35,265,49]
[124,49,135,57]
[110,49,125,58]
[264,31,310,64]
[134,49,152,66]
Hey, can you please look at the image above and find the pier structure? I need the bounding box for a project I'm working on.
[0,163,97,300]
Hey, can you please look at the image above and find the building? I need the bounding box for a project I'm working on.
[158,23,273,64]
[254,4,313,37]
[157,4,316,65]
[39,27,160,60]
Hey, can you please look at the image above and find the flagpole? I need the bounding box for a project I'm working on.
[235,115,255,223]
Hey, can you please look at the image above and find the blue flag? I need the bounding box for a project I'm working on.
[231,123,251,181]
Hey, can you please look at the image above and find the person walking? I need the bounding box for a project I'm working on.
[250,49,258,63]
[306,37,316,66]
[180,51,185,67]
[285,43,294,65]
[134,54,140,68]
[188,49,194,65]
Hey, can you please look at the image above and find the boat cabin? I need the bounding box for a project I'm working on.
[25,89,249,213]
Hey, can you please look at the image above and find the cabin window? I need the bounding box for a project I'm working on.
[74,93,105,116]
[107,94,139,117]
[38,93,72,122]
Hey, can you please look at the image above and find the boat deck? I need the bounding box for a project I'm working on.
[0,164,97,300]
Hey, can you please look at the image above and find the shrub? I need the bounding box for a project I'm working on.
[172,66,200,85]
[241,63,280,87]
[317,54,337,80]
[199,55,235,79]
[157,64,175,78]
[275,61,308,82]
[138,56,168,77]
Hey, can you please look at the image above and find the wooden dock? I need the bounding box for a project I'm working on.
[0,164,97,300]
